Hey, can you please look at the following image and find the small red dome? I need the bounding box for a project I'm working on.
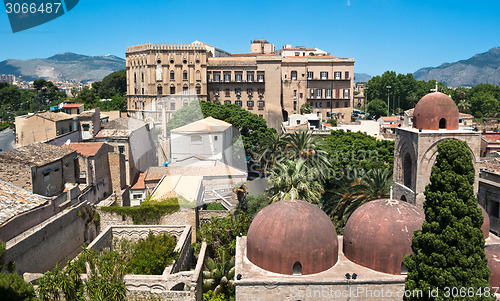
[247,200,338,275]
[413,92,459,130]
[343,199,424,275]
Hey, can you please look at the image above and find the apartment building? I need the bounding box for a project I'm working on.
[126,39,355,130]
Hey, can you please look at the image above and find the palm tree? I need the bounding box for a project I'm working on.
[255,131,286,172]
[282,130,330,181]
[267,159,325,204]
[457,99,471,113]
[203,251,235,296]
[323,168,392,231]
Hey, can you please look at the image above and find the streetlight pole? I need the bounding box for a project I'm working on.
[386,86,391,116]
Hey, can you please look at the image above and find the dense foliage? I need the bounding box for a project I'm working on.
[0,240,36,301]
[365,71,451,114]
[100,197,179,224]
[196,212,252,299]
[123,232,178,275]
[166,100,276,155]
[75,69,127,111]
[404,139,491,300]
[38,231,178,300]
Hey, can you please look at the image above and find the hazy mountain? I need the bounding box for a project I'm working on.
[0,52,125,83]
[354,73,371,83]
[413,47,500,87]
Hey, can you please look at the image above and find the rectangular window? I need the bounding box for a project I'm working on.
[321,71,328,80]
[345,71,350,79]
[293,90,297,99]
[344,89,350,99]
[316,89,322,98]
[307,71,313,80]
[326,89,332,98]
[247,72,254,82]
[224,72,231,82]
[225,89,230,97]
[247,101,254,107]
[214,73,221,82]
[235,100,242,107]
[335,72,341,80]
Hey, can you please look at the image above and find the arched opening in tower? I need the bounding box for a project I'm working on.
[439,118,447,129]
[403,153,412,188]
[293,261,302,275]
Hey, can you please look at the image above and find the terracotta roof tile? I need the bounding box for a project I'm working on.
[62,142,105,157]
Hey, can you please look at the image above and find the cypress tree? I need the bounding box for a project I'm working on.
[404,139,492,300]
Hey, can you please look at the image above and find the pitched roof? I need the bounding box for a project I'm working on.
[0,180,48,226]
[131,172,146,190]
[62,142,105,157]
[482,134,500,144]
[36,112,73,122]
[0,143,76,166]
[62,103,84,109]
[171,117,231,133]
[96,117,145,138]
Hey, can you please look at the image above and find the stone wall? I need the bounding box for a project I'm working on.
[198,209,231,222]
[0,198,59,242]
[98,207,197,242]
[4,201,98,274]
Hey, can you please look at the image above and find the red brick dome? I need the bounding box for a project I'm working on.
[413,92,459,130]
[343,199,424,274]
[247,200,338,275]
[485,245,500,288]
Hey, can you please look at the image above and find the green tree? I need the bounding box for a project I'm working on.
[267,159,325,204]
[403,139,491,300]
[300,102,312,114]
[367,99,387,118]
[0,240,36,301]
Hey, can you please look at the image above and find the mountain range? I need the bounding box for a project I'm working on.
[0,52,125,83]
[413,47,500,87]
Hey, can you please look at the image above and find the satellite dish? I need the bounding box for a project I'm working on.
[65,139,71,145]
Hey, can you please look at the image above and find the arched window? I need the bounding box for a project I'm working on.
[403,153,412,188]
[293,262,302,275]
[439,118,446,129]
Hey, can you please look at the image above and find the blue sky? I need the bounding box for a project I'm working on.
[0,0,499,76]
